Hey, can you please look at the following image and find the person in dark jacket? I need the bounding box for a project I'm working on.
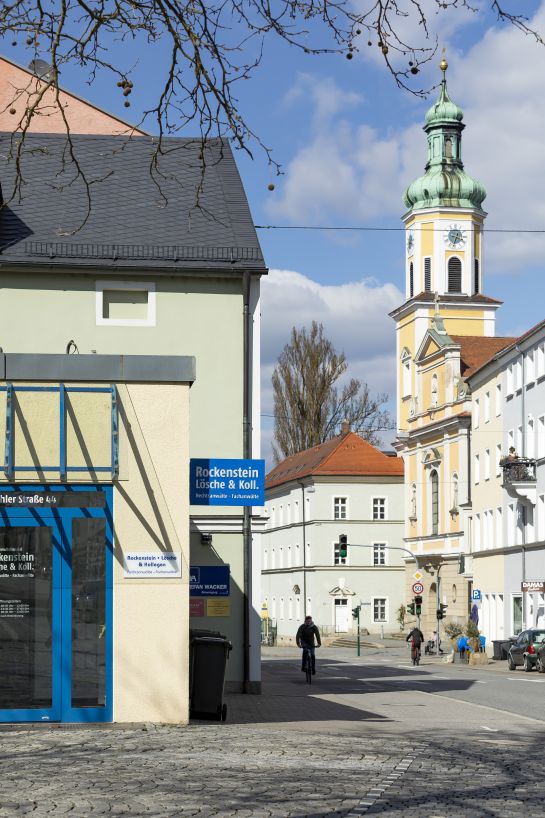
[296,616,321,674]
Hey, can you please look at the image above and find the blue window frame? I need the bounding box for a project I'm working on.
[0,485,113,723]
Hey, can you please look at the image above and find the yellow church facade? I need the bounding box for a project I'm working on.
[391,61,506,633]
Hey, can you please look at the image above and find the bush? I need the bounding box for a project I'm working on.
[465,619,480,638]
[444,621,463,639]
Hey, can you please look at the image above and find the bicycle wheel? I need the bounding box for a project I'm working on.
[305,652,312,684]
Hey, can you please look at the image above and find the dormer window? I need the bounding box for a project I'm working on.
[447,257,462,293]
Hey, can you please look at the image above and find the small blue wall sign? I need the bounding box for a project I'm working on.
[190,458,265,506]
[472,589,481,601]
[190,565,230,597]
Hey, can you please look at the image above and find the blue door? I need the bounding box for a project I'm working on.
[0,486,113,723]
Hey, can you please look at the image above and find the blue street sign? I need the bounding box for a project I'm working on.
[190,458,265,506]
[190,565,230,597]
[472,589,481,601]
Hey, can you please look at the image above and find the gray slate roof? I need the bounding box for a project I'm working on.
[0,133,266,273]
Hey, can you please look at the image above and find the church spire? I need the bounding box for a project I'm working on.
[404,60,486,212]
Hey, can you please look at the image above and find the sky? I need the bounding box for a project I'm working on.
[4,1,545,468]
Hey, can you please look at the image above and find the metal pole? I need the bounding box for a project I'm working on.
[242,270,251,693]
[298,481,307,614]
[436,566,442,657]
[357,607,361,657]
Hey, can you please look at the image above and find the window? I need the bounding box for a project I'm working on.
[474,454,480,485]
[373,498,386,520]
[474,513,481,551]
[517,425,523,453]
[373,543,387,566]
[474,259,480,294]
[508,503,515,546]
[271,596,277,618]
[334,497,347,520]
[496,443,502,477]
[333,540,347,566]
[506,365,514,397]
[526,350,535,385]
[96,280,156,326]
[373,598,387,622]
[538,344,545,379]
[287,545,292,568]
[473,398,480,428]
[495,507,502,549]
[496,382,502,416]
[515,360,522,391]
[279,547,283,568]
[286,503,291,525]
[451,473,459,511]
[409,262,414,298]
[431,373,438,407]
[424,257,432,291]
[447,257,462,292]
[508,429,514,451]
[484,449,490,481]
[430,470,439,535]
[527,505,535,544]
[538,416,545,459]
[527,416,535,458]
[539,495,545,541]
[484,392,490,423]
[295,544,301,566]
[403,357,411,397]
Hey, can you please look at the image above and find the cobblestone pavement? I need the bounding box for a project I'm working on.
[0,655,543,817]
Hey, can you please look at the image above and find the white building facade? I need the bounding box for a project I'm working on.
[262,432,405,641]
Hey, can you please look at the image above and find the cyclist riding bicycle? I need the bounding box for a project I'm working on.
[296,615,321,674]
[406,626,424,661]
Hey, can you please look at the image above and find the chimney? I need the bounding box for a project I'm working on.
[341,420,350,436]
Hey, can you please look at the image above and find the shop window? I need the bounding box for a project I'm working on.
[96,280,156,326]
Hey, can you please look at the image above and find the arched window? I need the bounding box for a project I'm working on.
[451,473,459,512]
[431,373,438,407]
[409,262,414,298]
[430,469,439,535]
[448,257,462,293]
[445,137,453,158]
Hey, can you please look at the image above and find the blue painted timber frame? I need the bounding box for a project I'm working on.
[2,384,119,482]
[0,485,113,723]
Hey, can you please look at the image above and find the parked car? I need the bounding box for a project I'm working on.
[507,629,545,671]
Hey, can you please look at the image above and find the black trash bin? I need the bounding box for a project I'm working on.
[492,640,503,660]
[190,631,232,721]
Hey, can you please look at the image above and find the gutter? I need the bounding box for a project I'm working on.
[242,269,252,693]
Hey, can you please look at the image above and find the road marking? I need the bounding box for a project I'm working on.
[413,689,545,723]
[475,680,488,684]
[481,726,499,732]
[507,677,545,683]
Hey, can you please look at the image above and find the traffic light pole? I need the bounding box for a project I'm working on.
[436,565,443,657]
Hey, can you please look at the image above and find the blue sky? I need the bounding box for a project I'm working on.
[4,1,545,466]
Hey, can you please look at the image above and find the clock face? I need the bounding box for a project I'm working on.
[406,230,415,255]
[444,223,466,248]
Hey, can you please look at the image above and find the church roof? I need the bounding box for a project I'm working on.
[451,335,517,379]
[266,431,403,490]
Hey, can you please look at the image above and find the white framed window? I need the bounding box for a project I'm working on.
[506,365,513,397]
[305,542,311,565]
[515,360,523,391]
[474,453,480,485]
[279,547,284,568]
[539,495,545,541]
[373,543,387,566]
[474,513,481,552]
[484,449,490,481]
[295,596,301,621]
[372,497,386,520]
[473,398,480,428]
[527,415,535,458]
[539,416,545,459]
[496,443,502,477]
[527,505,535,544]
[279,505,283,526]
[294,500,300,523]
[495,507,502,549]
[288,597,293,620]
[333,540,347,566]
[95,279,156,327]
[538,344,545,379]
[271,596,277,618]
[508,429,515,451]
[496,382,502,416]
[286,503,291,525]
[403,357,411,397]
[526,350,536,385]
[269,506,275,528]
[484,392,490,423]
[295,544,301,566]
[279,597,284,619]
[372,597,388,622]
[334,497,348,520]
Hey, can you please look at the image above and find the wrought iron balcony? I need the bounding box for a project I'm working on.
[500,456,537,485]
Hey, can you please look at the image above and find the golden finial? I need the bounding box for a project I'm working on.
[440,48,448,73]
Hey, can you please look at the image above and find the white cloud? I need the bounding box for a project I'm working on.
[260,269,401,464]
[268,2,545,271]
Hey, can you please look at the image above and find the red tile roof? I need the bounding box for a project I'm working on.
[450,335,517,379]
[266,432,404,490]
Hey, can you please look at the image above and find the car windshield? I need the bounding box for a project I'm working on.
[530,631,545,641]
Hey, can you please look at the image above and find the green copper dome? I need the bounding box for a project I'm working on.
[403,62,486,212]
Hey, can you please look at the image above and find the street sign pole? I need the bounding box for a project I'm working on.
[357,606,361,657]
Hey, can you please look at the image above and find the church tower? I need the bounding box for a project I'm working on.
[391,58,501,434]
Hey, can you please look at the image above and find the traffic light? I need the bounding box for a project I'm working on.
[436,603,448,620]
[458,554,465,574]
[352,605,360,620]
[339,534,348,558]
[414,595,423,615]
[407,602,415,615]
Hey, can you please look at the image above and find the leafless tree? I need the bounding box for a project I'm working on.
[0,0,542,216]
[272,321,392,462]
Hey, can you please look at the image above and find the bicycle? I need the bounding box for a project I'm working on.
[410,641,421,666]
[302,646,313,683]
